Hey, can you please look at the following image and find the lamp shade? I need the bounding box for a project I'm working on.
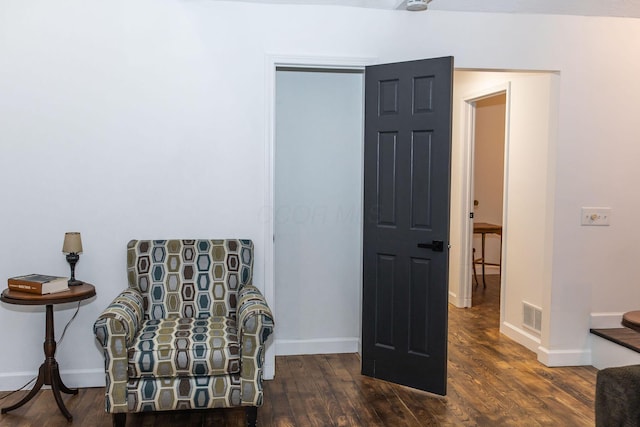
[62,232,83,254]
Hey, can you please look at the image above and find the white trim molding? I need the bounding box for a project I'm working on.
[457,82,511,310]
[503,320,591,367]
[590,311,624,329]
[500,320,592,367]
[537,346,591,367]
[0,368,105,392]
[501,320,541,353]
[449,290,470,308]
[275,338,360,356]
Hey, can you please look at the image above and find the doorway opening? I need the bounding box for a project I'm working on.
[471,93,507,310]
[272,65,365,358]
[453,70,558,356]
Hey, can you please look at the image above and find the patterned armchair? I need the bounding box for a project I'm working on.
[93,239,274,427]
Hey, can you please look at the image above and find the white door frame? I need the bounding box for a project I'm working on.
[263,54,374,379]
[458,82,511,320]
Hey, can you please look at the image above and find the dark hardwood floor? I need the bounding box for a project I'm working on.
[0,275,596,426]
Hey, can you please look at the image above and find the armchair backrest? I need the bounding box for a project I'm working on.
[126,239,253,320]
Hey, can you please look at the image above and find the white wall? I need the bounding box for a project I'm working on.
[274,69,363,355]
[2,1,640,388]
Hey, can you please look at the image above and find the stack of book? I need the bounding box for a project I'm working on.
[7,274,70,295]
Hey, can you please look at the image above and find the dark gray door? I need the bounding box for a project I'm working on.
[362,56,453,395]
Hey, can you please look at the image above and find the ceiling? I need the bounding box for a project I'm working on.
[221,0,640,19]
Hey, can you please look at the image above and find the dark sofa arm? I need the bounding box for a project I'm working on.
[596,364,640,426]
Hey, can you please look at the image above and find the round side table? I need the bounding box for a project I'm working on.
[0,283,96,421]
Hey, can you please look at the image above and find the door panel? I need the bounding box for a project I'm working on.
[375,254,396,348]
[409,256,431,355]
[378,133,398,226]
[411,131,433,229]
[362,56,453,395]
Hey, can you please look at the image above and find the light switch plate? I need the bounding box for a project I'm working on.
[581,207,611,226]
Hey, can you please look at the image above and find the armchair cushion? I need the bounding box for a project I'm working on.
[128,316,240,378]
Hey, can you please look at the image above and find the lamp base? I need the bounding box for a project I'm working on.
[65,252,81,286]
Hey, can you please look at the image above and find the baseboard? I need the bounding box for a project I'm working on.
[275,337,359,356]
[264,358,275,380]
[1,365,282,390]
[0,368,105,392]
[63,369,106,387]
[448,291,470,308]
[499,320,590,367]
[472,265,500,275]
[0,371,39,392]
[537,346,591,367]
[590,312,624,329]
[500,320,541,353]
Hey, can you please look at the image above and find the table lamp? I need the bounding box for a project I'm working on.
[62,232,83,286]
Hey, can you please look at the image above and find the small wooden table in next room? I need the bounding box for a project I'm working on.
[473,222,503,288]
[0,283,96,421]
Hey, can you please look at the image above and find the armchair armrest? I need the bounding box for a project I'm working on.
[93,288,144,413]
[237,285,274,406]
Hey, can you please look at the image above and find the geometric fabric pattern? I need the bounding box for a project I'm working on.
[126,374,242,412]
[126,239,254,321]
[128,317,240,378]
[93,239,274,416]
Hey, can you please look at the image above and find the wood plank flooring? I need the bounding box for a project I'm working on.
[0,275,597,426]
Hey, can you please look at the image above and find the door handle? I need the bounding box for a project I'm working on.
[417,240,444,252]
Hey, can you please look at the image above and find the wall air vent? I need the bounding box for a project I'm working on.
[523,301,542,333]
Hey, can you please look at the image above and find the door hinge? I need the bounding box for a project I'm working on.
[470,212,474,219]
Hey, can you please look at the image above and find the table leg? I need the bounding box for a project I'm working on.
[499,233,503,280]
[53,363,77,395]
[50,363,73,420]
[472,247,479,287]
[0,305,75,421]
[481,232,487,288]
[0,366,45,414]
